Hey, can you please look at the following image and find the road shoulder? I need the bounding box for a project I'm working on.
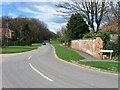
[51,45,118,76]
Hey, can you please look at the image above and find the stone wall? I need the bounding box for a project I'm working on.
[71,37,103,59]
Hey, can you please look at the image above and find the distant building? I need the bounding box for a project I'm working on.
[0,28,14,39]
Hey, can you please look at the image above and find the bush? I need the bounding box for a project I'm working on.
[8,40,27,46]
[97,29,115,49]
[8,40,20,46]
[8,41,15,46]
[103,28,117,34]
[19,40,27,46]
[2,38,7,46]
[117,35,120,61]
[0,38,2,47]
[97,31,110,49]
[105,41,119,56]
[83,33,97,38]
[97,29,119,60]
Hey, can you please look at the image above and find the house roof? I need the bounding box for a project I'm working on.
[0,28,14,33]
[100,16,119,33]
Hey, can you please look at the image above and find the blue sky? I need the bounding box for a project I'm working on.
[1,1,68,33]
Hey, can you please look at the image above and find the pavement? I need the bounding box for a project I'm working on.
[1,43,118,88]
[71,48,117,62]
[71,48,100,61]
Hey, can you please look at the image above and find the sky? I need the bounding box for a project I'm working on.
[1,0,118,33]
[1,1,68,33]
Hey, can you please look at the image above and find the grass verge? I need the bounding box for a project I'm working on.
[50,40,84,61]
[0,43,41,54]
[79,61,120,73]
[51,39,120,73]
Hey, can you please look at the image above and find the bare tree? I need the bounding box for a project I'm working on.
[57,0,108,33]
[110,1,120,17]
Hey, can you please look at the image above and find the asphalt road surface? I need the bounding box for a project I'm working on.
[2,43,118,88]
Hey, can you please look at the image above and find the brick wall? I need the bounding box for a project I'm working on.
[71,37,103,59]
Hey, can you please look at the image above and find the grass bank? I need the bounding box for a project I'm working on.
[51,39,120,73]
[50,40,84,61]
[1,43,41,54]
[79,61,120,73]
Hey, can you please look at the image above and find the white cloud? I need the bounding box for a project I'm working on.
[1,0,119,2]
[1,0,69,2]
[17,5,59,22]
[8,13,17,18]
[35,5,57,14]
[34,5,59,22]
[16,2,67,33]
[48,22,67,33]
[18,7,39,14]
[26,4,67,33]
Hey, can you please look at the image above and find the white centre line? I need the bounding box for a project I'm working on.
[28,55,32,60]
[29,63,53,82]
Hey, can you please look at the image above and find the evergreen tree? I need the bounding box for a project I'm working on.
[67,13,89,40]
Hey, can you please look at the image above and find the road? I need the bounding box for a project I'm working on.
[2,43,118,88]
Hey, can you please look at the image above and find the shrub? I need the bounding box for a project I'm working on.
[97,29,119,60]
[8,40,27,46]
[20,40,27,46]
[2,38,7,46]
[8,40,20,46]
[103,28,117,34]
[97,31,110,49]
[83,33,97,38]
[8,41,14,46]
[117,35,120,61]
[97,29,118,50]
[0,39,1,47]
[105,41,119,56]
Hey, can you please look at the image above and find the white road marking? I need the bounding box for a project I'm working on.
[29,63,53,82]
[28,55,32,60]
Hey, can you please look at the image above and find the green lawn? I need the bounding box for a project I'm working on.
[50,40,84,61]
[79,61,120,73]
[1,43,41,54]
[0,48,2,53]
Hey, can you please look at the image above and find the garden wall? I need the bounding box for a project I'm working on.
[71,37,103,59]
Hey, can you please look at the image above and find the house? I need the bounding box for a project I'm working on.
[100,16,119,33]
[0,28,14,39]
[100,16,119,41]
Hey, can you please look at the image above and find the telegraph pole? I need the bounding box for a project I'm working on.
[6,19,9,46]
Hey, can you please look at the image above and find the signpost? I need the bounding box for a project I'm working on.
[100,50,113,60]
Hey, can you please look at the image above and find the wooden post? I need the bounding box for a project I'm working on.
[110,52,112,60]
